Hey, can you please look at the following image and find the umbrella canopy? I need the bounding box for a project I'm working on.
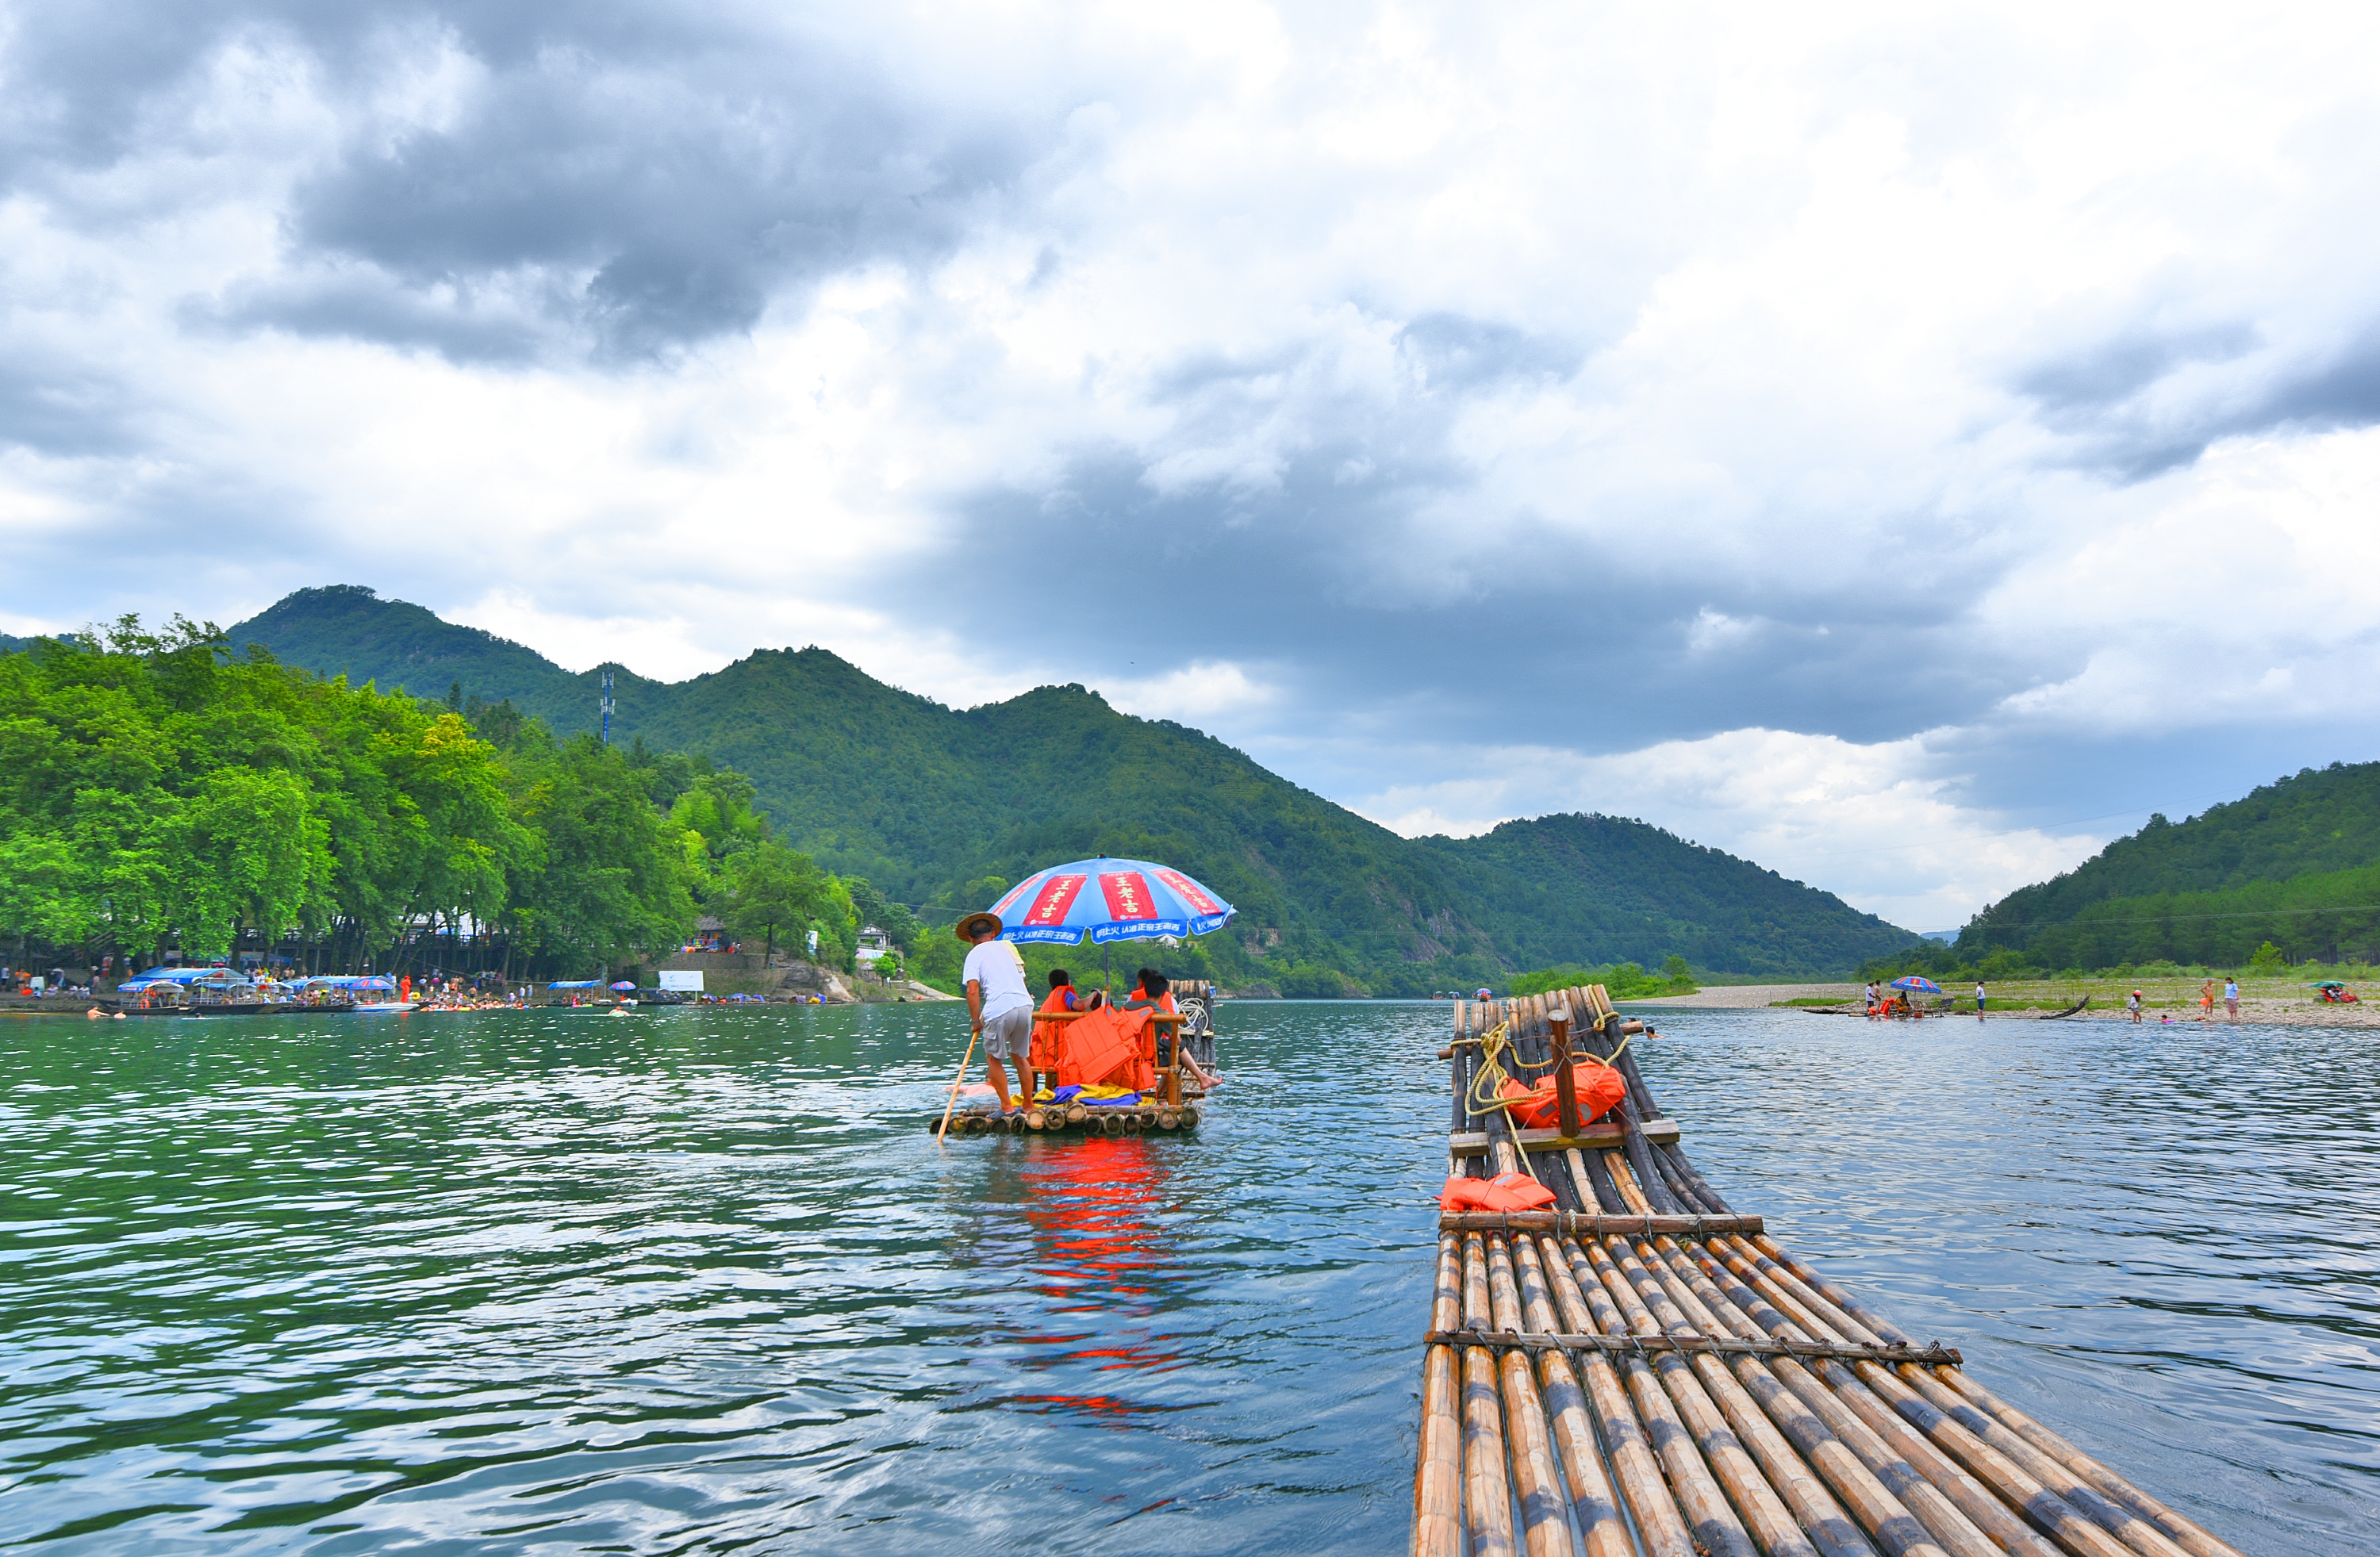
[988,857,1234,945]
[2309,980,2348,990]
[609,980,637,991]
[1888,976,1943,994]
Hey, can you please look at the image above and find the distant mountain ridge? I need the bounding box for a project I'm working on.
[221,585,1917,988]
[1958,761,2380,966]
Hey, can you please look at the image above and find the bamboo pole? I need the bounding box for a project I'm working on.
[1556,1235,1765,1557]
[1413,1233,1464,1557]
[1890,1366,2194,1557]
[1680,1238,2067,1557]
[1511,1233,1637,1557]
[1536,1235,1696,1557]
[1642,1235,2008,1557]
[1461,1233,1520,1557]
[1700,1237,2144,1557]
[1580,1237,1835,1557]
[1484,1235,1587,1557]
[1926,1370,2244,1557]
[1615,1233,1949,1557]
[934,1021,982,1144]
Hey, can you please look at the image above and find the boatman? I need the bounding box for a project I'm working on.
[958,911,1034,1116]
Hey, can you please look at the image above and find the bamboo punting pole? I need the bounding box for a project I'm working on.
[1536,1235,1696,1557]
[1579,1237,1837,1557]
[1484,1235,1589,1557]
[1926,1371,2244,1557]
[1413,1233,1464,1557]
[1511,1233,1637,1557]
[1557,1235,1765,1557]
[1460,1233,1521,1557]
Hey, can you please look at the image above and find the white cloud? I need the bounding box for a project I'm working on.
[7,1,2380,924]
[1357,725,2107,930]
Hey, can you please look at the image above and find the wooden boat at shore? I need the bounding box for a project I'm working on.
[1414,983,2244,1557]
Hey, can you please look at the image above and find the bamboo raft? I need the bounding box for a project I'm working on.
[928,979,1215,1139]
[1414,984,2244,1557]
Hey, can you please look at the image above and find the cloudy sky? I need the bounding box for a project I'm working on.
[6,2,2380,930]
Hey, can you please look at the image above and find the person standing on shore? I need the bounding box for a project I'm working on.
[2127,988,2144,1022]
[958,911,1034,1115]
[2198,978,2217,1020]
[2224,976,2240,1020]
[1974,980,1987,1019]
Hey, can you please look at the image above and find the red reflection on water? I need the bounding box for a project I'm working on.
[1005,1135,1193,1414]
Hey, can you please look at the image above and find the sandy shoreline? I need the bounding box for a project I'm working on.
[1625,983,1856,1007]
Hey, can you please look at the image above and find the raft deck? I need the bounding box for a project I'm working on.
[1414,985,2244,1557]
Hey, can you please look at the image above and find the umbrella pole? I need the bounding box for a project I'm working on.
[935,1022,982,1148]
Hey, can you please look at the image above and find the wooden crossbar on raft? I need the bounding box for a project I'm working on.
[1412,982,2251,1557]
[1422,1330,1964,1367]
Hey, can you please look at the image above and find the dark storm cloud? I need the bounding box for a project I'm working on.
[0,355,140,457]
[2018,318,2380,477]
[923,435,2017,757]
[0,2,1049,359]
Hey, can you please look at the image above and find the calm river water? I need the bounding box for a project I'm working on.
[2,1003,2374,1553]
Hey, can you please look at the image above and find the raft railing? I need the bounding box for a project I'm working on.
[1414,984,2244,1557]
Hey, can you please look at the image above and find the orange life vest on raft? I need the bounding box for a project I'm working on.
[1439,1172,1559,1213]
[1050,1003,1158,1092]
[1498,1063,1629,1131]
[1031,986,1081,1068]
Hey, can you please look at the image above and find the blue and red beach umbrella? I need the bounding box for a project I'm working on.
[988,857,1235,945]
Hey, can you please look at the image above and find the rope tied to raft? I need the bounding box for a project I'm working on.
[1465,1016,1634,1138]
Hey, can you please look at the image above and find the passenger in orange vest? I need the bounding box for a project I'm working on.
[1123,970,1220,1089]
[1031,970,1084,1089]
[399,974,412,1004]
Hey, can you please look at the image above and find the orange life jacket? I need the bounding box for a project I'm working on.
[1499,1063,1629,1130]
[1439,1172,1559,1213]
[1031,986,1079,1068]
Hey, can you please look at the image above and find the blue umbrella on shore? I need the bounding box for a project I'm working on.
[1889,976,1944,995]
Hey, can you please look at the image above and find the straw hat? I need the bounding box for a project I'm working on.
[953,911,1004,941]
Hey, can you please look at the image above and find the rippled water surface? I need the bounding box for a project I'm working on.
[2,1003,2373,1553]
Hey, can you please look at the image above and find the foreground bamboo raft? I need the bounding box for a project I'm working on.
[1415,985,2244,1557]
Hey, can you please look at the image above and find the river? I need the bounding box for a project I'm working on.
[2,1003,2372,1552]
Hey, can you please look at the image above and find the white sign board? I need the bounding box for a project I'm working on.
[658,970,704,991]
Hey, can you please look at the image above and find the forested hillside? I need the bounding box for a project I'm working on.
[1422,815,1911,976]
[1955,762,2380,968]
[219,585,1916,990]
[0,619,866,981]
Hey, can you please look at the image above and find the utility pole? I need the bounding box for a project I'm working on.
[601,667,614,747]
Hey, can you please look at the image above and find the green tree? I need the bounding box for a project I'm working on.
[723,839,835,961]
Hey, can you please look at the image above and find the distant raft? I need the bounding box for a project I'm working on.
[1415,983,2244,1557]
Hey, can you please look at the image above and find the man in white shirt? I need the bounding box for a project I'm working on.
[958,911,1035,1114]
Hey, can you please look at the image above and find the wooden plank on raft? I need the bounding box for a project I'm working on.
[1422,1329,1965,1367]
[1449,1118,1681,1156]
[1439,1211,1765,1236]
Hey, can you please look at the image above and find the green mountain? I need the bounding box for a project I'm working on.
[225,585,1916,990]
[1958,761,2380,968]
